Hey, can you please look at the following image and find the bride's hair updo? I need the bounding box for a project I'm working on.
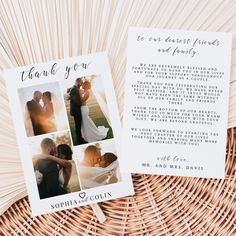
[83,80,91,90]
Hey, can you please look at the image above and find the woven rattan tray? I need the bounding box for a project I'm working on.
[1,128,235,235]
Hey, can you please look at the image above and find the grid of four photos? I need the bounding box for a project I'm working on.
[18,75,121,200]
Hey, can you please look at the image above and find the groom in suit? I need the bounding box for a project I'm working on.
[38,138,67,199]
[26,91,44,135]
[70,78,86,144]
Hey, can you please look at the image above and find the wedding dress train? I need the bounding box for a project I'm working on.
[79,160,119,189]
[81,105,109,142]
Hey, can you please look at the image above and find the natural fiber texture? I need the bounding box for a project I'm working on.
[0,0,236,235]
[0,128,235,235]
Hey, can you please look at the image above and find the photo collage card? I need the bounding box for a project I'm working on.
[4,52,134,216]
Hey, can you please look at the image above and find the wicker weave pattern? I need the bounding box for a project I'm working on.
[0,128,236,235]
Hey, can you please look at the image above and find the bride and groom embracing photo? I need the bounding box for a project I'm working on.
[32,132,81,199]
[67,76,113,146]
[19,82,68,137]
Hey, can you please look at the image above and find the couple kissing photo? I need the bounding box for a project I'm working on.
[31,132,81,199]
[75,139,121,190]
[64,75,113,146]
[30,132,121,198]
[18,82,68,137]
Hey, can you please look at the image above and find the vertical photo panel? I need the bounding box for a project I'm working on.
[29,131,81,199]
[62,75,114,146]
[18,82,69,137]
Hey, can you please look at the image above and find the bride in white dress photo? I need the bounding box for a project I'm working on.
[79,80,109,143]
[65,75,114,146]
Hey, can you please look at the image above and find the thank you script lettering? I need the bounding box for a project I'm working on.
[20,61,91,82]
